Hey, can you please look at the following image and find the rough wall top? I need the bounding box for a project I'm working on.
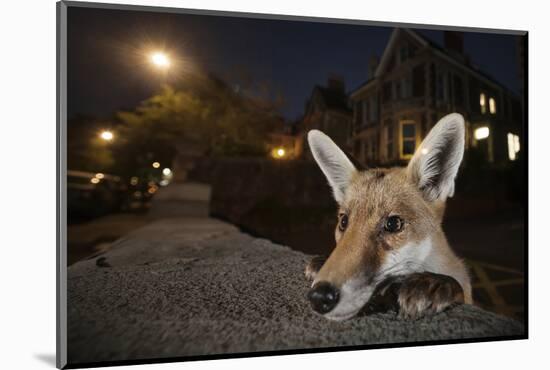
[67,217,524,365]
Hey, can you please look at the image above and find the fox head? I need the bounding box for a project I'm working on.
[306,113,466,320]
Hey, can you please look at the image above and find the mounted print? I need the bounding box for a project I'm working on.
[57,1,528,368]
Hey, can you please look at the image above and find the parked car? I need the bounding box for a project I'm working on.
[68,170,160,223]
[67,170,127,222]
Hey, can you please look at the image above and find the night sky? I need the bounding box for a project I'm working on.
[68,6,522,121]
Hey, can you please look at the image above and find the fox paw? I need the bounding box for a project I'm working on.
[304,255,328,281]
[397,272,464,320]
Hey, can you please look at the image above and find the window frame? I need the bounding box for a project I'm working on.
[399,120,417,159]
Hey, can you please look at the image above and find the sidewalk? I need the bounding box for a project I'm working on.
[67,183,211,265]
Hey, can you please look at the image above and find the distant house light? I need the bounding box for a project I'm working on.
[480,93,486,114]
[508,133,520,161]
[489,97,497,114]
[474,126,490,140]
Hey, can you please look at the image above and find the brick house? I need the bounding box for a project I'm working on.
[299,76,353,158]
[349,28,524,166]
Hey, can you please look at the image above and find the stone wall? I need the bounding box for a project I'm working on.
[188,157,523,255]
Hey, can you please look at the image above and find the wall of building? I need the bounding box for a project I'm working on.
[350,34,523,167]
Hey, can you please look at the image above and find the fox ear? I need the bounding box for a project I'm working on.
[407,113,465,202]
[308,130,357,204]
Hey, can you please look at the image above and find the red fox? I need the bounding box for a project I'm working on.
[305,113,472,321]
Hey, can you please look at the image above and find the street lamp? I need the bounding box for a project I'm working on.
[100,130,114,142]
[272,147,286,159]
[150,52,170,69]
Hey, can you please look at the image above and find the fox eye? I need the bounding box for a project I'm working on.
[338,214,349,232]
[384,216,404,233]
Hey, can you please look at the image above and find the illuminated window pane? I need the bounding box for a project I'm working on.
[474,126,490,140]
[480,93,486,114]
[508,133,516,160]
[489,97,496,114]
[508,133,520,161]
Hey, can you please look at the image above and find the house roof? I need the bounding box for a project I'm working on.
[351,28,519,99]
[313,85,351,113]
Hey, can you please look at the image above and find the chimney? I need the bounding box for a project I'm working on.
[368,55,379,79]
[444,31,464,55]
[327,74,345,93]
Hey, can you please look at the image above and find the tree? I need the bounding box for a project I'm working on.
[112,73,282,177]
[67,114,115,172]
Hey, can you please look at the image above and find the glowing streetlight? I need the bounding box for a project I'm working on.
[152,162,160,169]
[100,130,114,141]
[151,52,170,69]
[272,147,286,159]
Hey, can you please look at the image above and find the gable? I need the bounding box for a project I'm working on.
[375,28,428,77]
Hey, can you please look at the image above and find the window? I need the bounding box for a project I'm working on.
[354,140,361,158]
[394,80,400,99]
[480,93,487,114]
[382,82,392,103]
[507,133,520,160]
[362,100,368,126]
[400,77,411,99]
[401,121,416,158]
[489,97,497,114]
[355,101,363,127]
[436,73,445,101]
[369,96,378,121]
[453,75,464,106]
[412,64,425,97]
[399,45,409,62]
[385,121,394,160]
[387,53,395,72]
[474,126,490,140]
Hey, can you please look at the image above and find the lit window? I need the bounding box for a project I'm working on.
[507,133,520,161]
[480,93,486,114]
[474,126,490,140]
[489,97,497,114]
[401,121,416,158]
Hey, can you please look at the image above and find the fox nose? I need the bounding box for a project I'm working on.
[307,282,340,314]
